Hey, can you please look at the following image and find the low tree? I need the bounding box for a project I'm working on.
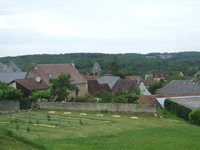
[31,90,52,101]
[165,72,185,82]
[110,55,119,75]
[0,81,23,101]
[49,73,79,102]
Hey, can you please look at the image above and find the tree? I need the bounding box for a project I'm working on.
[49,73,78,102]
[110,55,119,75]
[31,90,52,101]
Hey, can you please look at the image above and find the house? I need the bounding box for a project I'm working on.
[126,76,142,84]
[87,80,112,95]
[19,60,88,97]
[0,61,22,73]
[145,71,184,81]
[97,76,120,91]
[112,79,139,93]
[0,72,27,83]
[82,75,98,80]
[139,93,200,105]
[156,80,200,95]
[5,61,22,73]
[91,61,101,75]
[10,78,49,97]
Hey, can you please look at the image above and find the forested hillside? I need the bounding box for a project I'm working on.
[0,52,200,78]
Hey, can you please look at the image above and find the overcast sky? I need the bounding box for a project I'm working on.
[0,0,200,57]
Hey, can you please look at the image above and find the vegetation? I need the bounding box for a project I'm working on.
[0,110,200,150]
[31,90,52,101]
[164,99,192,121]
[189,107,200,126]
[49,73,79,102]
[0,81,23,101]
[1,52,200,78]
[113,91,139,103]
[165,72,185,82]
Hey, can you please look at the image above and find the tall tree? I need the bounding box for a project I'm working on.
[49,73,78,102]
[110,55,119,75]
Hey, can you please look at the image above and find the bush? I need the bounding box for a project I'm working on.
[113,91,139,103]
[94,90,113,103]
[20,97,36,110]
[189,107,200,126]
[164,99,192,121]
[26,126,31,132]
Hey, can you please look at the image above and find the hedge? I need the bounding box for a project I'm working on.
[164,99,192,121]
[20,97,36,110]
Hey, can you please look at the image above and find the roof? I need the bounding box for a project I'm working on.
[0,72,27,83]
[12,78,49,91]
[196,71,200,75]
[88,80,102,95]
[126,76,141,80]
[5,61,22,73]
[141,80,157,86]
[156,80,200,94]
[139,93,200,105]
[184,76,193,80]
[168,97,200,110]
[99,83,112,92]
[97,76,120,89]
[145,70,183,78]
[33,64,87,87]
[0,62,4,68]
[82,75,98,80]
[113,79,139,93]
[92,62,101,73]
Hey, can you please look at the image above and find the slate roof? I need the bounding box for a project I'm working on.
[30,64,87,87]
[156,80,200,94]
[5,61,22,73]
[0,62,4,68]
[82,75,98,80]
[113,79,139,93]
[139,93,200,105]
[0,72,27,83]
[92,62,101,73]
[12,78,49,91]
[97,76,120,90]
[168,97,200,110]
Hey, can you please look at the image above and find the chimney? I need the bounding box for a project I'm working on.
[31,60,37,68]
[193,74,197,82]
[71,61,75,68]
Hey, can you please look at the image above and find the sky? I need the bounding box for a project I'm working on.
[0,0,200,57]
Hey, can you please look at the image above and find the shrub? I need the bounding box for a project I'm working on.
[79,119,83,125]
[16,125,20,131]
[47,115,51,121]
[20,97,36,110]
[26,126,31,132]
[164,99,192,121]
[189,107,200,126]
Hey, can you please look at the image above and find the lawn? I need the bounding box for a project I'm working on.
[0,109,199,150]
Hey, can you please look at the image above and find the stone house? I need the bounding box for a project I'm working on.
[145,71,184,81]
[10,61,88,98]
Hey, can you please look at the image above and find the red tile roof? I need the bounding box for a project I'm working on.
[113,79,139,93]
[12,78,49,91]
[33,64,87,87]
[88,80,103,95]
[100,83,112,92]
[126,76,141,80]
[82,75,98,80]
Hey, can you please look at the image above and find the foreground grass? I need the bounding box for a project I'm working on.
[0,109,200,150]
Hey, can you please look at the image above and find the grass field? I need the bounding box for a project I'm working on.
[0,109,200,150]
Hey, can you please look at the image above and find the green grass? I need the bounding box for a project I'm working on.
[0,109,200,150]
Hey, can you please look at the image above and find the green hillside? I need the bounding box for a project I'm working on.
[0,52,200,78]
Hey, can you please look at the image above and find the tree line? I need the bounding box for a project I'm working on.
[1,52,200,78]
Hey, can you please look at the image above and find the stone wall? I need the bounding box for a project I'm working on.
[37,102,156,113]
[0,100,20,111]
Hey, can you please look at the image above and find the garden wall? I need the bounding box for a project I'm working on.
[37,102,156,113]
[0,100,20,111]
